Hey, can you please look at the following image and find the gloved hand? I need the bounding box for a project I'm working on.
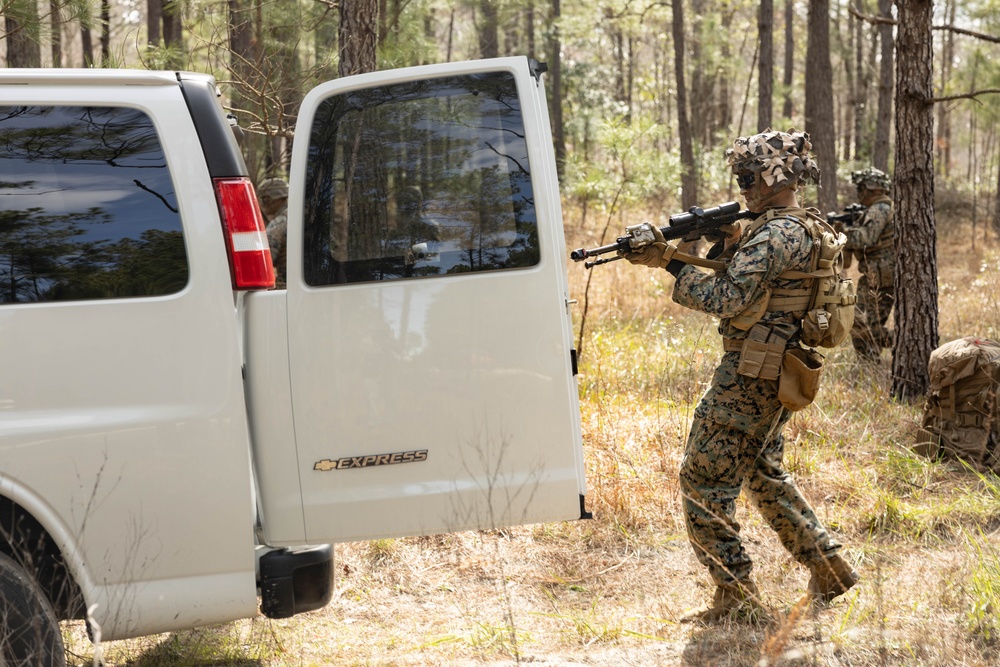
[718,221,743,242]
[622,225,676,269]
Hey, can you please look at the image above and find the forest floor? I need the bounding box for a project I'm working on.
[64,196,1000,667]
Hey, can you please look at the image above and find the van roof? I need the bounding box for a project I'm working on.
[0,69,212,87]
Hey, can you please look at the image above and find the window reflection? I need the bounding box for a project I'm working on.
[0,106,187,303]
[303,72,540,286]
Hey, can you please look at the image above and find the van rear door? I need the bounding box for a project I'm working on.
[280,57,585,544]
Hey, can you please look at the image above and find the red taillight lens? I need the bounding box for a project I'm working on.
[214,177,276,290]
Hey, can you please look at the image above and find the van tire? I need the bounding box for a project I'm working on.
[0,552,65,667]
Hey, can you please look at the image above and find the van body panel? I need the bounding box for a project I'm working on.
[271,57,585,544]
[0,82,258,640]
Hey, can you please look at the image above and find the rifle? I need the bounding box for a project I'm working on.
[569,201,757,268]
[826,203,866,226]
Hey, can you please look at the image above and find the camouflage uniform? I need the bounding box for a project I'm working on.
[844,168,894,361]
[672,209,843,586]
[624,130,857,609]
[266,209,288,285]
[258,178,289,286]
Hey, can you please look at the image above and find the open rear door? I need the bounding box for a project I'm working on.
[285,57,586,544]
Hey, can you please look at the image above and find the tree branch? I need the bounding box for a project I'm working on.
[848,5,1000,44]
[932,24,1000,45]
[847,5,894,26]
[927,89,1000,104]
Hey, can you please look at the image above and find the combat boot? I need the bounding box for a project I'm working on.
[808,554,859,603]
[679,579,766,624]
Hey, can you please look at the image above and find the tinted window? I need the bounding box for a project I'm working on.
[0,106,187,303]
[303,72,539,286]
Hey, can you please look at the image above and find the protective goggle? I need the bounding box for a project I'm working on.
[735,172,756,190]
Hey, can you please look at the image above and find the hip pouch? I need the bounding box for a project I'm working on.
[737,323,789,381]
[778,347,825,411]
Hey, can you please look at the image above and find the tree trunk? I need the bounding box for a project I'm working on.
[782,0,794,120]
[525,1,535,59]
[805,0,837,213]
[227,0,255,103]
[549,0,565,180]
[853,0,866,161]
[936,0,956,180]
[478,0,498,58]
[891,0,937,402]
[718,8,733,132]
[842,5,854,161]
[377,0,387,45]
[50,0,62,67]
[873,0,893,171]
[100,0,111,65]
[758,0,773,131]
[672,0,697,208]
[81,24,94,67]
[339,0,378,76]
[148,0,163,47]
[689,0,708,145]
[162,0,184,68]
[5,1,42,67]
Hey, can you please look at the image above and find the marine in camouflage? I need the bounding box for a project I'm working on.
[851,166,892,192]
[673,208,844,586]
[259,177,289,286]
[266,208,288,285]
[845,168,894,360]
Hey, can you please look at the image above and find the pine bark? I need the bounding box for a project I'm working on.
[873,0,893,171]
[478,0,498,58]
[805,0,837,212]
[339,0,378,76]
[891,0,937,401]
[758,0,774,131]
[5,1,42,67]
[672,0,697,208]
[49,0,61,67]
[782,0,794,120]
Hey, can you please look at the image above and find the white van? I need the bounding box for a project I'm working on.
[0,57,586,666]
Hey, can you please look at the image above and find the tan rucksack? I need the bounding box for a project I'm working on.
[762,208,857,349]
[914,336,1000,473]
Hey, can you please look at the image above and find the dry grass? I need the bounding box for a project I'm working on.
[63,197,1000,666]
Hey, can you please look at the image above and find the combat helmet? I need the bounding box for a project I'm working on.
[258,177,288,201]
[850,166,891,192]
[726,128,821,190]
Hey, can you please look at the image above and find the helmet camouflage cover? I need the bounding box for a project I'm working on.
[851,166,891,191]
[726,128,821,188]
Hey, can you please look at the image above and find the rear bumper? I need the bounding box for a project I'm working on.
[258,544,334,618]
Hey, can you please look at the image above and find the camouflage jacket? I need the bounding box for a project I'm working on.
[844,197,893,275]
[266,207,288,284]
[671,206,816,341]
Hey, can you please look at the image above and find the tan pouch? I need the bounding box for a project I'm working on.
[730,288,771,331]
[778,347,825,411]
[738,323,785,380]
[912,427,941,459]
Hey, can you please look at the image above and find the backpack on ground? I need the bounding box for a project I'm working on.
[914,336,1000,474]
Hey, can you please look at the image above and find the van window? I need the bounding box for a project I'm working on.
[0,106,187,303]
[302,72,540,286]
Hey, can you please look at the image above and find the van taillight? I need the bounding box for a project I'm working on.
[214,177,276,290]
